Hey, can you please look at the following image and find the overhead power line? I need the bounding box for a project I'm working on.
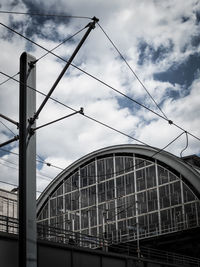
[97,22,168,120]
[180,131,188,157]
[0,146,64,171]
[0,148,18,156]
[0,157,77,192]
[0,131,188,203]
[0,71,149,146]
[35,26,88,62]
[0,120,16,135]
[0,179,42,194]
[151,131,185,158]
[0,10,92,20]
[0,159,54,182]
[36,159,64,171]
[1,22,199,144]
[0,21,168,123]
[0,161,18,171]
[0,72,19,86]
[2,69,200,150]
[36,155,63,171]
[0,179,18,188]
[0,116,184,182]
[0,26,87,88]
[0,158,18,167]
[0,129,187,181]
[0,119,64,171]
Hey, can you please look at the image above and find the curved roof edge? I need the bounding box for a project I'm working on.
[37,144,200,214]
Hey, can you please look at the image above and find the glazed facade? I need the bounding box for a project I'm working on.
[37,149,200,243]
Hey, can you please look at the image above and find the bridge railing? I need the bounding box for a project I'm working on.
[0,215,200,267]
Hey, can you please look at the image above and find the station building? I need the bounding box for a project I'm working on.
[37,144,200,256]
[0,188,18,233]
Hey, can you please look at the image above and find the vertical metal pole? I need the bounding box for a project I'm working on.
[19,52,37,267]
[136,200,141,258]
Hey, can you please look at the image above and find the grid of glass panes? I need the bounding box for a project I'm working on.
[37,154,200,242]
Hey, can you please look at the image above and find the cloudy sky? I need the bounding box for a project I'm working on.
[0,0,200,195]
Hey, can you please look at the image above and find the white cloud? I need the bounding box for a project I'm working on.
[0,0,200,192]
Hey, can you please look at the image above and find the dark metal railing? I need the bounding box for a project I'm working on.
[37,223,106,249]
[0,215,200,267]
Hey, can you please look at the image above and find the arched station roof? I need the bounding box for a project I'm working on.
[37,144,200,214]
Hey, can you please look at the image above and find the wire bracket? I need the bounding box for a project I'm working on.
[168,120,173,125]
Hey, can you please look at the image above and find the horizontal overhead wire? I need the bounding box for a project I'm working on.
[0,71,149,146]
[0,101,186,185]
[0,72,19,86]
[0,10,92,20]
[0,158,54,181]
[0,120,16,135]
[1,68,200,155]
[0,179,42,194]
[0,156,77,192]
[0,179,18,188]
[1,22,199,144]
[0,22,168,123]
[0,146,64,171]
[0,131,188,210]
[0,108,188,181]
[0,20,199,195]
[0,161,18,170]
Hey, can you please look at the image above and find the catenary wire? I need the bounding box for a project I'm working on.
[48,134,187,230]
[0,71,195,178]
[0,161,18,170]
[0,118,65,171]
[0,157,77,192]
[0,72,195,175]
[36,159,64,171]
[1,21,199,144]
[0,22,169,123]
[0,148,18,156]
[0,71,149,146]
[49,130,187,184]
[0,26,87,87]
[0,179,18,188]
[0,179,42,194]
[0,159,58,186]
[63,131,187,213]
[0,146,64,171]
[0,27,199,184]
[97,22,168,120]
[0,146,149,211]
[0,120,16,135]
[36,154,64,171]
[0,72,19,86]
[0,84,192,182]
[0,158,18,167]
[0,10,92,20]
[180,131,188,158]
[40,131,187,181]
[35,26,88,62]
[0,157,55,181]
[151,131,185,158]
[0,135,186,213]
